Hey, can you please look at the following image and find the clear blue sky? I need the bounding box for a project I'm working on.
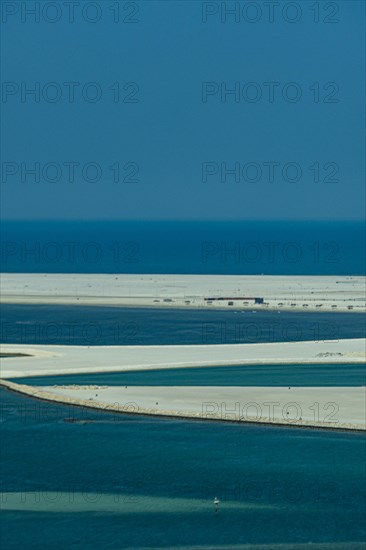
[1,0,365,221]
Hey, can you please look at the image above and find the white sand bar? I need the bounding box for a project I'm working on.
[1,380,365,430]
[1,273,365,312]
[1,339,365,379]
[1,340,365,430]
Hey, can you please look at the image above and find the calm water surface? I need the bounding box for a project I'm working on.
[1,388,365,549]
[1,305,364,345]
[14,363,366,388]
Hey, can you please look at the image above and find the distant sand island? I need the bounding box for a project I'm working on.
[1,273,365,312]
[1,273,365,431]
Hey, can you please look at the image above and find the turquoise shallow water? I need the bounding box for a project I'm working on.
[14,363,366,388]
[1,388,365,549]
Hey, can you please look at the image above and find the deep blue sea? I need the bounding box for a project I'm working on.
[1,220,365,274]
